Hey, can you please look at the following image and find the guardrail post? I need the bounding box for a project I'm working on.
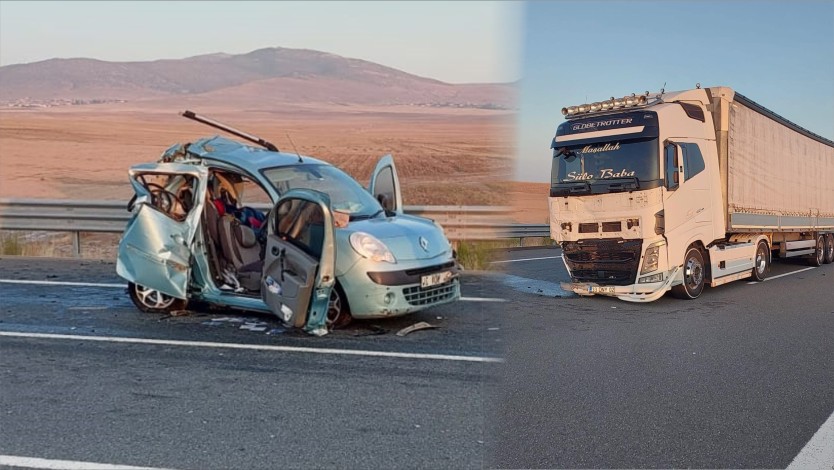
[71,231,81,258]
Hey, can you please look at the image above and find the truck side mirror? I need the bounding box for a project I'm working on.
[665,143,680,190]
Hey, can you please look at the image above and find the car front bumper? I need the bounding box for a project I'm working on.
[339,258,461,318]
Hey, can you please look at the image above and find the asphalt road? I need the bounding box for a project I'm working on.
[489,246,834,469]
[0,257,504,470]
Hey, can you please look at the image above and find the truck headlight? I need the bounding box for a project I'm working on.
[350,232,396,263]
[640,240,665,274]
[639,273,665,283]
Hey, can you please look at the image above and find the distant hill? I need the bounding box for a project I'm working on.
[0,47,514,109]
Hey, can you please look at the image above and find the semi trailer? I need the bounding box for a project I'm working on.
[549,86,834,301]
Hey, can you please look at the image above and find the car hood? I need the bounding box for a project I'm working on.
[347,214,451,261]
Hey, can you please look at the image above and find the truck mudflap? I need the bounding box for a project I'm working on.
[561,266,681,303]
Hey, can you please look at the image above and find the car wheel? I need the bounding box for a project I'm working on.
[750,239,769,282]
[671,246,706,299]
[326,283,352,329]
[809,235,825,267]
[128,282,187,313]
[824,234,834,264]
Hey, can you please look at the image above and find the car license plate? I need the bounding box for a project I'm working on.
[421,271,453,288]
[589,286,616,293]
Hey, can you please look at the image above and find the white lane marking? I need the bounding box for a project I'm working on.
[746,267,816,284]
[490,255,563,264]
[0,331,503,363]
[460,296,506,302]
[0,279,124,288]
[0,455,176,470]
[786,408,834,470]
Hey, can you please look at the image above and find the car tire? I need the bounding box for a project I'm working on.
[128,282,187,313]
[809,235,825,267]
[824,234,834,264]
[326,283,353,329]
[671,246,706,299]
[750,239,769,282]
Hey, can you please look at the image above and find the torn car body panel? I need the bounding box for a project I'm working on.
[117,164,208,299]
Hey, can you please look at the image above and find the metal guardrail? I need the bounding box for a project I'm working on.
[0,199,550,256]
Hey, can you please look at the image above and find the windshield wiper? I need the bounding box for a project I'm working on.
[606,177,640,192]
[551,181,591,196]
[349,209,384,221]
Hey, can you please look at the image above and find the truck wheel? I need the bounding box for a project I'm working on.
[810,235,825,267]
[128,282,187,313]
[824,234,834,264]
[671,247,705,299]
[750,239,769,282]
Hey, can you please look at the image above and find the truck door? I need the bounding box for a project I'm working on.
[261,189,336,335]
[116,163,208,299]
[663,142,712,254]
[368,155,403,215]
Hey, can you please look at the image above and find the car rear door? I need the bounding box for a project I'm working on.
[368,154,403,215]
[116,163,208,299]
[261,189,336,336]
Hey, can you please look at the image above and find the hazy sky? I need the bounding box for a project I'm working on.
[0,1,521,84]
[516,1,834,182]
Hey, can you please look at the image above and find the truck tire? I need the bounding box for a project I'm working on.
[824,234,834,264]
[810,235,825,267]
[750,239,769,282]
[671,247,705,299]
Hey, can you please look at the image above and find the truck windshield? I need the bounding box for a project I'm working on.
[551,137,660,195]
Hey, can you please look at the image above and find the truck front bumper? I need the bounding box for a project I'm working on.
[561,267,681,303]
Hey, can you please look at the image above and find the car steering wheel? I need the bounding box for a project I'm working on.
[145,183,186,220]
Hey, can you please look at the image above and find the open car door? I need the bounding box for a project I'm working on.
[368,154,403,215]
[116,163,208,299]
[261,189,336,336]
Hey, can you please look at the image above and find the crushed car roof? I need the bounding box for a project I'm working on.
[175,136,328,175]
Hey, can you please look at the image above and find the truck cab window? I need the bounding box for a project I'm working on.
[664,144,679,190]
[682,143,705,179]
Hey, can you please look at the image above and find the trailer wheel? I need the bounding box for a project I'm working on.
[810,235,825,267]
[750,240,770,282]
[824,234,834,264]
[671,247,705,299]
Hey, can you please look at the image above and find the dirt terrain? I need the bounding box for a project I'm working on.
[509,181,550,223]
[0,103,514,206]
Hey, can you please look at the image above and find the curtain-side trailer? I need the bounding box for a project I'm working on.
[549,86,834,302]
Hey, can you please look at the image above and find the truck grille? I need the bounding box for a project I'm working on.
[602,222,622,232]
[579,223,599,233]
[403,280,457,306]
[562,238,643,286]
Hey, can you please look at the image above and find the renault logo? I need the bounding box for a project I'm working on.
[419,236,429,252]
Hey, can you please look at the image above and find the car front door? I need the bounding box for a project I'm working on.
[261,189,336,335]
[116,163,208,299]
[368,154,403,215]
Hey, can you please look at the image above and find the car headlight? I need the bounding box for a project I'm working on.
[350,232,396,263]
[640,240,665,274]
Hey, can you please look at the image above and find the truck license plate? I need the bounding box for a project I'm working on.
[589,286,616,294]
[421,271,453,288]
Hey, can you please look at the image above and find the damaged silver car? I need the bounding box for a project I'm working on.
[116,112,461,335]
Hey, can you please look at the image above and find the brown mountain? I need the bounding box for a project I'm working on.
[0,47,514,109]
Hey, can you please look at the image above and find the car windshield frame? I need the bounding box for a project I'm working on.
[262,164,384,219]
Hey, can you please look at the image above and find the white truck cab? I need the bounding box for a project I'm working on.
[550,86,834,301]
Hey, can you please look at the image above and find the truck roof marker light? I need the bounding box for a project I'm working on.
[613,98,626,108]
[561,107,569,116]
[625,95,638,106]
[590,102,602,112]
[601,99,614,110]
[577,104,589,113]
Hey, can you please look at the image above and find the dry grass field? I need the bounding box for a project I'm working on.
[0,103,514,206]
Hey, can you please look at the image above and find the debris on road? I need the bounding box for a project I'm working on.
[396,321,438,336]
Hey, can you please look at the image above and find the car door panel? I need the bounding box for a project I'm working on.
[116,164,208,299]
[368,154,403,215]
[261,189,336,334]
